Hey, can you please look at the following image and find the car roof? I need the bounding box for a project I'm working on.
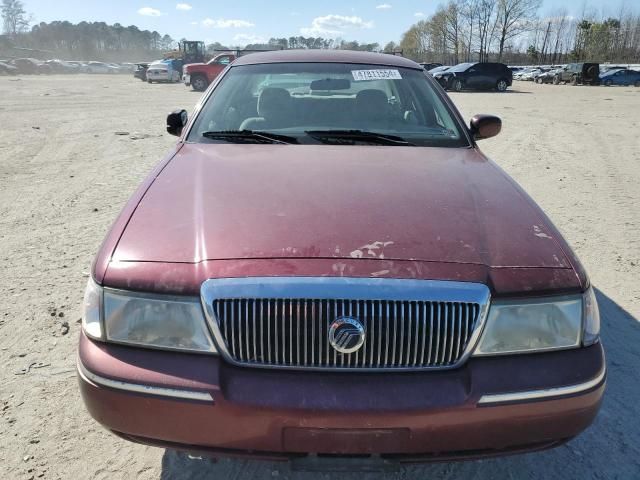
[232,49,422,69]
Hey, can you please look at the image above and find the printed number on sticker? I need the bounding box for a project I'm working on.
[352,70,402,81]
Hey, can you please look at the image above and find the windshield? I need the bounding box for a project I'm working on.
[429,66,449,74]
[447,62,475,73]
[187,62,467,147]
[187,63,468,146]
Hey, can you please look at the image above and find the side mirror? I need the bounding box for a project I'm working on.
[167,109,188,137]
[470,114,501,141]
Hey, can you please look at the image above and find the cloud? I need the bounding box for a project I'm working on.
[376,4,392,9]
[176,3,192,11]
[234,33,267,45]
[202,17,255,28]
[138,7,163,17]
[414,12,425,18]
[300,14,373,36]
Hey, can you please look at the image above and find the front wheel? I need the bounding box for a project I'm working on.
[536,77,543,84]
[635,80,640,87]
[604,79,612,86]
[570,75,578,86]
[496,79,508,92]
[453,79,463,92]
[191,75,209,92]
[147,79,152,84]
[552,75,560,85]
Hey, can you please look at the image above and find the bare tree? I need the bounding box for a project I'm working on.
[494,0,541,60]
[444,2,463,64]
[1,0,30,36]
[476,0,497,62]
[460,0,480,61]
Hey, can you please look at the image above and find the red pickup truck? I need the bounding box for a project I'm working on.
[183,53,236,91]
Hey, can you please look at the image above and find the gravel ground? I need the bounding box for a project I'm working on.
[0,75,638,479]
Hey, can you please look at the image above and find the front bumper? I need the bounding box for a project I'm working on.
[78,332,604,461]
[435,76,451,89]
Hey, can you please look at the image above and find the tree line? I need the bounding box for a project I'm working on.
[1,0,175,61]
[4,0,640,65]
[397,0,640,65]
[210,37,382,53]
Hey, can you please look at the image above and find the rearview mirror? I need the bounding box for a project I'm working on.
[167,109,188,136]
[310,78,351,90]
[469,114,501,141]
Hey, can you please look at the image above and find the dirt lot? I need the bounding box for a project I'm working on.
[0,75,639,480]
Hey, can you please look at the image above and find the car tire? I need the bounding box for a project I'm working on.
[453,79,463,92]
[496,79,508,92]
[634,81,640,87]
[604,79,612,86]
[147,79,153,84]
[191,75,209,92]
[570,75,578,86]
[552,75,560,85]
[536,77,543,84]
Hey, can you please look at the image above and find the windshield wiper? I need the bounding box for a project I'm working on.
[202,130,298,144]
[305,130,415,146]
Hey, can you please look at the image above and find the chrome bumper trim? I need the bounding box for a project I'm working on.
[77,359,214,403]
[478,368,606,405]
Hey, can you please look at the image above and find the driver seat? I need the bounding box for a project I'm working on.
[240,88,293,131]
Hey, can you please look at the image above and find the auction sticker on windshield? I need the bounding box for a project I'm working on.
[352,69,402,81]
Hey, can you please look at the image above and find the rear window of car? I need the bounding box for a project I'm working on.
[187,62,469,148]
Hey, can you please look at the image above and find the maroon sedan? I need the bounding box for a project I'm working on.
[78,50,604,465]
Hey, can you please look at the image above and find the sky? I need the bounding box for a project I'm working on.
[21,0,631,47]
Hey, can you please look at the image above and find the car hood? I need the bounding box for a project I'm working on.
[112,144,572,269]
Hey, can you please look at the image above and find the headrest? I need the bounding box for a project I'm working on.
[258,88,291,117]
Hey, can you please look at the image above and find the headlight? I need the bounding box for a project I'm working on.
[104,290,216,353]
[582,287,600,346]
[81,280,216,354]
[473,291,595,356]
[82,277,103,340]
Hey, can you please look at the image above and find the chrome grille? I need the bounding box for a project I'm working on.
[213,298,481,368]
[201,278,490,371]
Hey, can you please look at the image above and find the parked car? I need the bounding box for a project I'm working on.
[146,61,181,83]
[119,63,136,73]
[78,50,604,465]
[600,65,628,74]
[600,68,640,87]
[433,62,512,92]
[45,59,79,74]
[427,65,450,75]
[133,62,150,81]
[553,63,600,85]
[512,67,537,80]
[183,53,236,91]
[420,62,443,71]
[520,68,548,81]
[9,58,49,74]
[66,61,89,73]
[86,61,118,74]
[0,60,18,75]
[536,68,562,84]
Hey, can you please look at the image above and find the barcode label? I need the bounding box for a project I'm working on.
[351,69,402,81]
